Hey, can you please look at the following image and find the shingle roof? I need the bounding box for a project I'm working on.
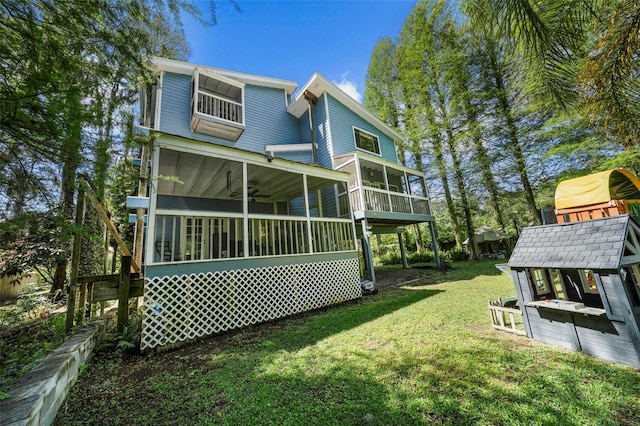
[507,215,630,270]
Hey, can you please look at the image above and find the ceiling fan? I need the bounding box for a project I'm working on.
[227,172,271,201]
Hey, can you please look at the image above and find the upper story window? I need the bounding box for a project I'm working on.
[354,128,380,155]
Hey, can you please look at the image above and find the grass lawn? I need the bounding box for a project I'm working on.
[54,261,640,425]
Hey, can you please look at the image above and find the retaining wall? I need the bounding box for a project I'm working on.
[0,319,107,426]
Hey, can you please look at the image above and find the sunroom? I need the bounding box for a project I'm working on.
[190,68,245,141]
[142,137,362,351]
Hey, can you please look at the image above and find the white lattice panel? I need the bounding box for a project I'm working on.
[141,258,361,350]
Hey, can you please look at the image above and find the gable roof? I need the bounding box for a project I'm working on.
[151,57,298,94]
[507,215,635,270]
[287,72,404,143]
[555,168,640,209]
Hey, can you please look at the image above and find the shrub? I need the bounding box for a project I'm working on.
[442,247,469,262]
[407,250,435,263]
[379,250,402,265]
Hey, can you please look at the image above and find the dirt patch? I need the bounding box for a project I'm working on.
[374,267,432,288]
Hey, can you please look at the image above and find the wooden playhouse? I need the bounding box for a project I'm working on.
[505,168,640,367]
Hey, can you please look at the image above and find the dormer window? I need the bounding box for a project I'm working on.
[191,68,245,141]
[354,128,380,155]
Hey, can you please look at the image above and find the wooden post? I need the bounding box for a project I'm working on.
[86,282,94,318]
[77,283,86,323]
[66,187,86,331]
[117,255,132,332]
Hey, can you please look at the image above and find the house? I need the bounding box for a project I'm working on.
[507,215,640,367]
[136,57,439,351]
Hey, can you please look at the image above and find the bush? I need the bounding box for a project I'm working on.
[442,247,469,262]
[407,250,435,263]
[378,250,402,265]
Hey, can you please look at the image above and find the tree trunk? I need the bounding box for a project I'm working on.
[464,95,506,230]
[487,42,541,225]
[52,87,83,295]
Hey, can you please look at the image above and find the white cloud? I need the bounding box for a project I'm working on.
[333,73,362,104]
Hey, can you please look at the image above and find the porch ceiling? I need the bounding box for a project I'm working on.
[157,149,338,202]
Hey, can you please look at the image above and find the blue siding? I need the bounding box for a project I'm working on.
[279,152,313,163]
[159,72,300,153]
[321,186,338,217]
[314,94,332,169]
[298,110,310,143]
[326,94,398,163]
[295,94,332,169]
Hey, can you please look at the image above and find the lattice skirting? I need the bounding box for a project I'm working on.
[141,258,361,350]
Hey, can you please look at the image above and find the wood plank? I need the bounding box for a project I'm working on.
[79,178,140,272]
[92,279,144,303]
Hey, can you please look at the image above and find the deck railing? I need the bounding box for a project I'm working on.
[338,186,432,217]
[196,91,243,125]
[153,214,354,264]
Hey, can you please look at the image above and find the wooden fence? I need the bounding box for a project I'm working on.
[66,256,144,331]
[488,300,526,336]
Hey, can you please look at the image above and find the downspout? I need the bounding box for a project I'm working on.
[304,90,318,164]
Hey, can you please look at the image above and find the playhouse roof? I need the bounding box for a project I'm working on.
[507,215,632,270]
[555,168,640,209]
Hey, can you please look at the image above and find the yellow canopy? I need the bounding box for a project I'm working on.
[555,168,640,209]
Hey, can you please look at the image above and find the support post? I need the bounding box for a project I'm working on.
[398,232,409,269]
[428,221,442,271]
[66,187,85,331]
[117,255,132,332]
[360,219,375,282]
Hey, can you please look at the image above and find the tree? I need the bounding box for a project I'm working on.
[0,0,227,295]
[466,0,640,153]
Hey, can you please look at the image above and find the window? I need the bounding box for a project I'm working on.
[531,269,551,296]
[549,269,565,300]
[581,269,599,294]
[354,128,380,155]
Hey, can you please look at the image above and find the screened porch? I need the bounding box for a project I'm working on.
[334,152,432,220]
[148,146,356,265]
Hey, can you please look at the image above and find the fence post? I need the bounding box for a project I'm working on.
[66,187,86,331]
[117,256,132,332]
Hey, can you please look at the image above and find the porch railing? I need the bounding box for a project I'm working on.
[339,187,431,217]
[196,91,243,125]
[153,214,354,264]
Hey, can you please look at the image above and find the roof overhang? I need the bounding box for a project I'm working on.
[151,56,298,95]
[287,73,404,143]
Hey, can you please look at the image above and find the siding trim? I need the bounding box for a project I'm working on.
[155,72,164,129]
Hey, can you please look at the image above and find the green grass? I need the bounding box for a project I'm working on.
[54,261,640,425]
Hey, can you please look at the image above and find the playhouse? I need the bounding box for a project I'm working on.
[507,168,640,367]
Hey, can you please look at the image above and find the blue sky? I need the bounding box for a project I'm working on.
[181,0,417,102]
